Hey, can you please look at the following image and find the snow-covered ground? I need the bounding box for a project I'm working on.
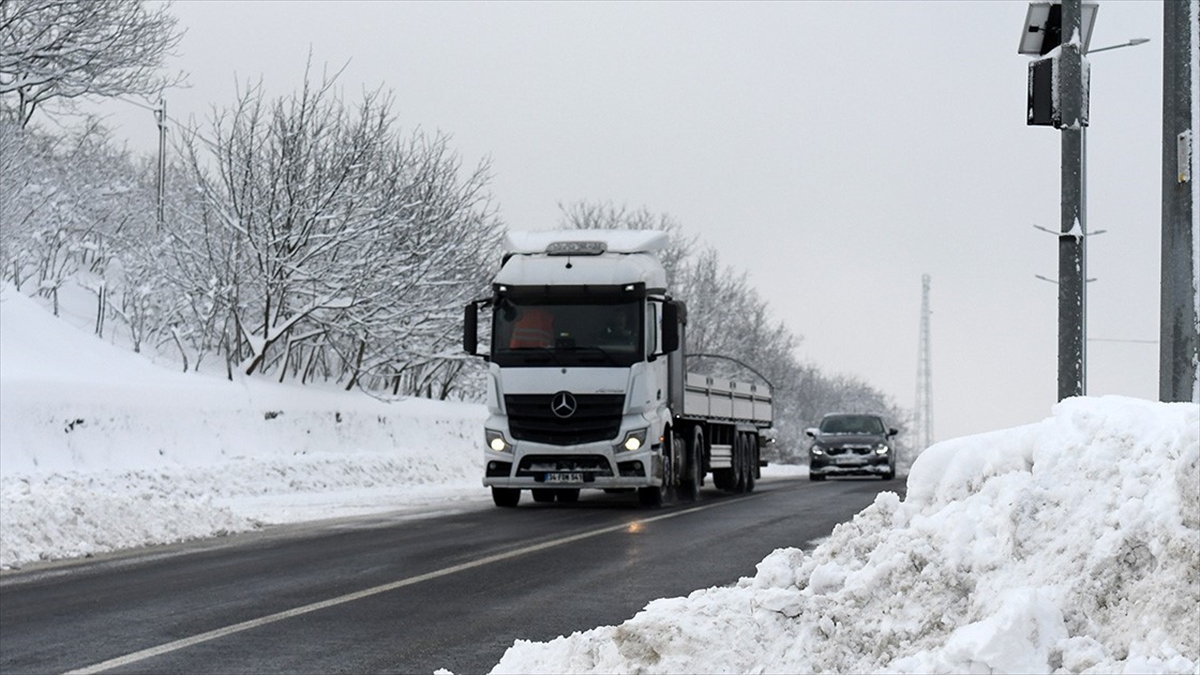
[0,285,492,568]
[2,284,1198,673]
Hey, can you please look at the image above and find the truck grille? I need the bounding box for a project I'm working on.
[504,394,624,445]
[516,455,614,477]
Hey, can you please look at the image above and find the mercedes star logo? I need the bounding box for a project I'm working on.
[551,391,577,419]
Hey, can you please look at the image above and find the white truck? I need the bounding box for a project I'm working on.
[463,230,774,507]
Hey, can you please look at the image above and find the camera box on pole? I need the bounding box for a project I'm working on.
[1027,54,1089,128]
[1028,56,1056,126]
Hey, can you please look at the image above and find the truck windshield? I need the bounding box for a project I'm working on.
[492,299,643,367]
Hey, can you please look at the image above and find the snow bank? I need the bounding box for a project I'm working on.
[0,287,487,569]
[491,396,1200,674]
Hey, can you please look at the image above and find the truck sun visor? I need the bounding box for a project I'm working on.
[546,240,607,256]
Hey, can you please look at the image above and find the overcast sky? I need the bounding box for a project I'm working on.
[91,0,1169,442]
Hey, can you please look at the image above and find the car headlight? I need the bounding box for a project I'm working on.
[615,428,648,453]
[486,429,512,453]
[874,443,890,455]
[810,444,825,456]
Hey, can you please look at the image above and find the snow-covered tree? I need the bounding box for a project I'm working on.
[0,117,149,316]
[176,69,503,395]
[0,0,183,127]
[559,201,696,288]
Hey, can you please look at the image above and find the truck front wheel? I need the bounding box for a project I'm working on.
[492,487,521,507]
[637,486,663,507]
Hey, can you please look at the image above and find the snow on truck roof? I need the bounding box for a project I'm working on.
[503,230,669,255]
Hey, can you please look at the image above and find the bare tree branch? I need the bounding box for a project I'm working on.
[0,0,185,126]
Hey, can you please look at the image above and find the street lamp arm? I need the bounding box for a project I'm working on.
[1087,38,1150,54]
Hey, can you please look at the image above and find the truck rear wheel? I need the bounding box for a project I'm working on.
[492,487,520,507]
[732,433,747,493]
[712,467,733,491]
[744,433,757,493]
[678,430,701,502]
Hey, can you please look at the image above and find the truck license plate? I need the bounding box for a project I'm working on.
[545,472,583,484]
[835,456,865,466]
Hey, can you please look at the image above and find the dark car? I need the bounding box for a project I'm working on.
[805,413,898,481]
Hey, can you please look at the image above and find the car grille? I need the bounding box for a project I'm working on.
[825,445,874,456]
[504,394,624,445]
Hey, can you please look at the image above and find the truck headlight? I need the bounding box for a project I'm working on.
[874,443,890,455]
[810,445,825,456]
[616,429,648,453]
[486,429,512,453]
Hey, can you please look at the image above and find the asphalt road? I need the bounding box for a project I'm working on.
[0,474,902,674]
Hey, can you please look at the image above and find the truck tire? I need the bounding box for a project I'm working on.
[744,434,757,493]
[492,487,520,507]
[638,486,663,507]
[712,467,733,491]
[732,433,747,493]
[532,489,556,503]
[678,430,701,502]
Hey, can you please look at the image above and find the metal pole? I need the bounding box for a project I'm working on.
[1057,0,1086,400]
[156,98,166,231]
[1160,0,1197,402]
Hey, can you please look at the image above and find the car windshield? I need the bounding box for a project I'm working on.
[492,298,643,367]
[819,415,885,435]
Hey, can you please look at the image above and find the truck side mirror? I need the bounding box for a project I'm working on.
[661,301,680,354]
[463,303,479,355]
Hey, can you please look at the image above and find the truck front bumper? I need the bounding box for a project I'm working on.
[483,442,662,490]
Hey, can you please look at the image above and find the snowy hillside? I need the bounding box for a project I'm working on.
[0,285,490,569]
[2,284,1198,674]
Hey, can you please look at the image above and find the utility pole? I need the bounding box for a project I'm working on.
[1056,0,1087,401]
[1160,0,1198,402]
[1021,0,1092,401]
[914,274,933,451]
[155,98,166,231]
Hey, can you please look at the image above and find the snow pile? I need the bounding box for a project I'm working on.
[0,286,487,569]
[492,396,1200,674]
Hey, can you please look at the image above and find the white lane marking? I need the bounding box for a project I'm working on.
[67,500,726,674]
